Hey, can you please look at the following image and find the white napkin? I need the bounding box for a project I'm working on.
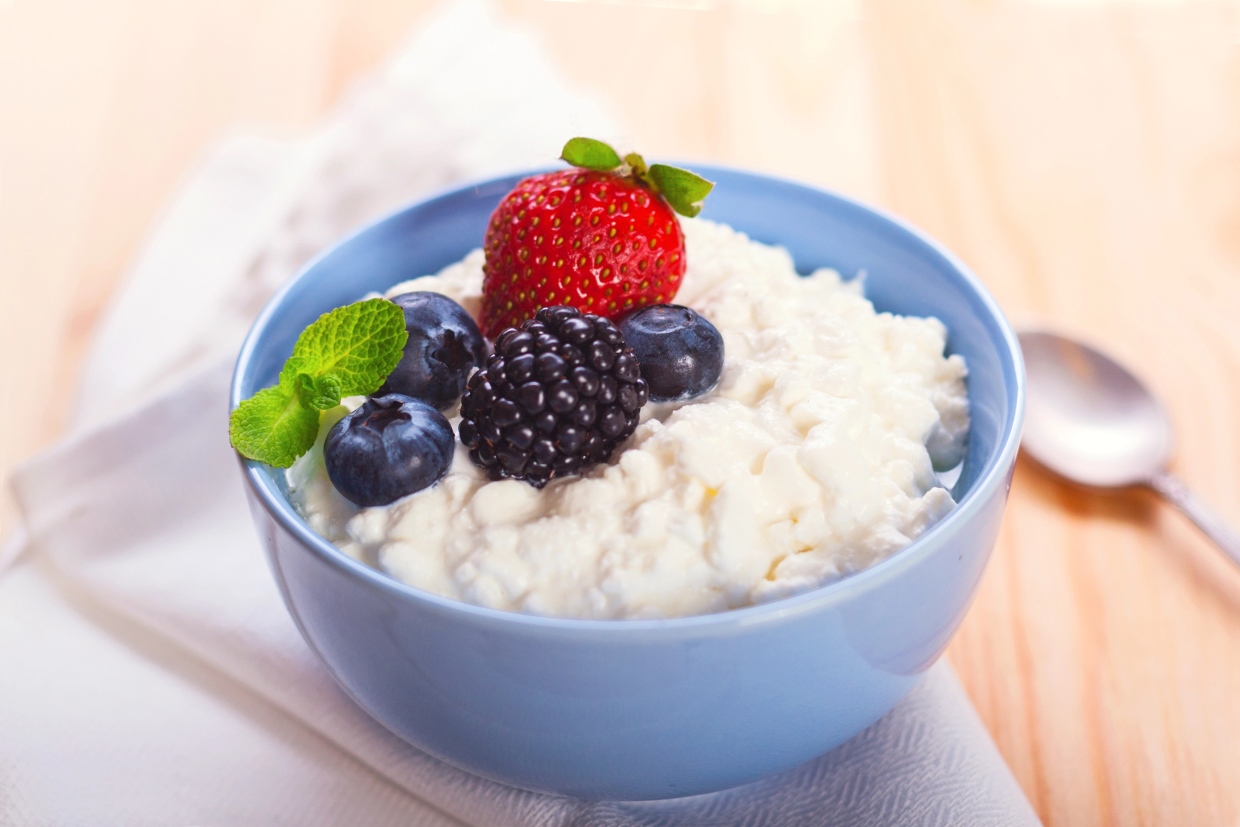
[8,2,1041,824]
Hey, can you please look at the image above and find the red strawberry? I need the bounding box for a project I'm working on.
[479,138,713,338]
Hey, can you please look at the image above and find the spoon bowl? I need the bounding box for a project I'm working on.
[1018,329,1240,567]
[1020,331,1172,487]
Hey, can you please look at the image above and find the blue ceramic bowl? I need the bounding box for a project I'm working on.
[233,166,1024,801]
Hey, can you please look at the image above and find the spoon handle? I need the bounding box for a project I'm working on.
[1148,470,1240,568]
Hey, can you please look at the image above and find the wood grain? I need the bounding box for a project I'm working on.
[3,0,1239,824]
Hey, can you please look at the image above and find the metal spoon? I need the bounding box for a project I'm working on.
[1018,330,1240,568]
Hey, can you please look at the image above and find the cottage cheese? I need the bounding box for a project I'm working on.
[289,218,969,619]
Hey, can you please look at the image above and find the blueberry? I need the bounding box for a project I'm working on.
[619,304,724,401]
[324,394,454,507]
[379,292,487,410]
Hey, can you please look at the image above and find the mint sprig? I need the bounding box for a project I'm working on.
[229,386,322,469]
[559,137,714,218]
[230,298,408,468]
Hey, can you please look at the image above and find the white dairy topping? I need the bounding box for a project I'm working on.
[289,218,969,620]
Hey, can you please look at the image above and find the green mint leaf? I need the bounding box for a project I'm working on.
[229,385,321,468]
[561,137,622,171]
[290,298,407,396]
[278,354,308,389]
[295,372,343,411]
[229,298,408,467]
[648,163,715,218]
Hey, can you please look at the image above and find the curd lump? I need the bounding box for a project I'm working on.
[289,218,970,619]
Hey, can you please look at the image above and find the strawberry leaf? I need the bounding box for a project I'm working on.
[561,137,622,171]
[649,164,715,218]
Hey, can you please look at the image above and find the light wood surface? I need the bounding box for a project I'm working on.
[3,1,1239,824]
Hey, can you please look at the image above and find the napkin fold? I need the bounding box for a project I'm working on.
[8,1,1040,824]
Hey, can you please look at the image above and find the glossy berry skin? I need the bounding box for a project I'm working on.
[378,292,487,410]
[479,169,686,338]
[619,304,724,402]
[324,394,455,507]
[458,306,649,487]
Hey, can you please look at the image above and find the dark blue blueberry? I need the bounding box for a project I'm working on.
[379,292,487,410]
[619,304,724,402]
[324,394,454,507]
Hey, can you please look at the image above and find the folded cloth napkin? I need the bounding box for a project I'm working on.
[8,1,1041,824]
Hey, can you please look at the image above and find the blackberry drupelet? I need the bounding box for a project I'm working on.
[458,305,649,487]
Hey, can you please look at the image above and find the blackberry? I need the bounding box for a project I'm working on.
[458,306,649,487]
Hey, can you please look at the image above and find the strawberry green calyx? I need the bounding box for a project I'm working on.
[559,137,714,218]
[560,137,622,171]
[648,164,713,218]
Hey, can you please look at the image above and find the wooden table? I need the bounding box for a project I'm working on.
[3,1,1238,823]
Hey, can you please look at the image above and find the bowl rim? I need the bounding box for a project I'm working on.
[232,163,1026,632]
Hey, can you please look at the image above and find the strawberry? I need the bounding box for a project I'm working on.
[479,138,714,338]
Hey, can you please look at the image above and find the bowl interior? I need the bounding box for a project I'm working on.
[235,166,1021,605]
